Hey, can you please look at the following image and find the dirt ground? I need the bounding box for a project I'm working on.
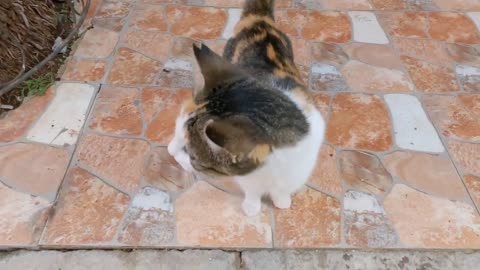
[0,0,73,115]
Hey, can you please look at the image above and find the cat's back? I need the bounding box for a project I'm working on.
[223,0,306,94]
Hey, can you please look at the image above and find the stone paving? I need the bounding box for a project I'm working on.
[1,249,480,269]
[1,0,480,251]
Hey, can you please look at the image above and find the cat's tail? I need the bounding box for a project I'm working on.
[242,0,275,19]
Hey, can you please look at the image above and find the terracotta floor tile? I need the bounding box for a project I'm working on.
[392,38,453,66]
[457,65,480,91]
[43,168,130,246]
[459,94,480,114]
[5,0,480,252]
[402,56,459,93]
[384,184,480,248]
[311,43,349,66]
[274,188,341,248]
[302,11,352,43]
[0,182,50,246]
[446,44,480,67]
[203,176,243,196]
[312,93,331,118]
[76,134,150,193]
[0,87,54,143]
[88,86,142,136]
[311,64,349,92]
[74,28,119,58]
[275,10,300,37]
[344,191,398,248]
[0,143,70,200]
[83,0,101,20]
[145,90,191,145]
[384,151,467,200]
[339,150,393,196]
[432,0,480,11]
[277,0,293,8]
[327,93,393,151]
[371,0,407,10]
[423,95,480,141]
[124,31,173,62]
[156,60,194,88]
[118,187,174,246]
[166,5,227,39]
[343,43,403,70]
[198,0,240,7]
[171,37,197,58]
[175,181,272,248]
[318,0,373,10]
[107,48,161,85]
[341,60,413,93]
[286,9,310,34]
[144,148,195,192]
[429,12,480,44]
[290,38,312,66]
[91,17,125,32]
[308,144,343,197]
[378,12,428,38]
[448,141,480,175]
[62,58,106,82]
[464,174,480,209]
[130,5,167,31]
[96,1,131,18]
[141,87,174,123]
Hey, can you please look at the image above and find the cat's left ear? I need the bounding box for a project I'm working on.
[193,43,245,102]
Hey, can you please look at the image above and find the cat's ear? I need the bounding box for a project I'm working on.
[193,43,245,102]
[204,116,271,163]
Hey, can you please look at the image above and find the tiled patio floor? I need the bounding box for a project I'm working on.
[1,0,480,250]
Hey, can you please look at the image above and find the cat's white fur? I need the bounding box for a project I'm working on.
[168,97,325,216]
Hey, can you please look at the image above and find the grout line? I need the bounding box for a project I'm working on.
[36,81,102,246]
[99,0,139,85]
[75,163,132,197]
[416,96,480,213]
[268,205,276,248]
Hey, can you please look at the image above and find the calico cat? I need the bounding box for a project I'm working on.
[168,0,325,216]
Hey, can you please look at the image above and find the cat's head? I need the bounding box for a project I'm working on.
[167,44,272,177]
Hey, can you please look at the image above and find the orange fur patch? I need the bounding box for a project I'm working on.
[182,96,206,115]
[266,43,277,60]
[232,32,268,63]
[249,144,271,163]
[267,44,302,83]
[234,15,274,35]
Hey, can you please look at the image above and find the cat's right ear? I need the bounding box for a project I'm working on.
[203,116,271,164]
[193,43,245,102]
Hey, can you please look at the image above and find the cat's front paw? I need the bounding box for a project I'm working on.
[242,200,261,216]
[272,194,291,209]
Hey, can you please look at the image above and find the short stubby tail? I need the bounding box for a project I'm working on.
[243,0,275,19]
